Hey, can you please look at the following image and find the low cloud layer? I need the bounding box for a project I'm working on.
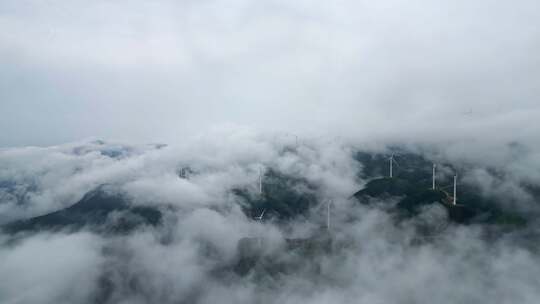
[0,131,539,303]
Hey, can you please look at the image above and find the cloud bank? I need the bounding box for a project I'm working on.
[0,131,539,303]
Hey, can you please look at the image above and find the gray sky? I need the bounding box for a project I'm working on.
[1,0,539,147]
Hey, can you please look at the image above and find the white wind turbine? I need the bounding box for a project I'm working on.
[432,163,437,190]
[453,174,458,205]
[254,209,266,248]
[389,154,399,178]
[325,199,334,231]
[258,167,264,195]
[254,167,266,220]
[255,209,266,221]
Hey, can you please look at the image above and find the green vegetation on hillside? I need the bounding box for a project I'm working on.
[352,152,527,227]
[232,168,319,220]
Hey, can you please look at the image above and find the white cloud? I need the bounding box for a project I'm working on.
[0,0,539,147]
[0,232,103,304]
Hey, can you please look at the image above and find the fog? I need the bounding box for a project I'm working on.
[0,132,539,303]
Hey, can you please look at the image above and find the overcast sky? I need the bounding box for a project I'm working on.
[1,0,539,147]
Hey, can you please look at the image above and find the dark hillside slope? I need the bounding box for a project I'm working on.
[2,187,162,234]
[232,168,319,220]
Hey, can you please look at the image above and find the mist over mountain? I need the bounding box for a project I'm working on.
[0,133,539,304]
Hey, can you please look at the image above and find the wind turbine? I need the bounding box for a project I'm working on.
[258,167,264,195]
[254,209,266,248]
[326,199,332,231]
[389,154,399,178]
[432,164,436,190]
[255,209,266,221]
[453,174,458,205]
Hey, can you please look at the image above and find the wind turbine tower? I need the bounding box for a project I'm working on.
[389,154,400,178]
[389,154,394,178]
[432,164,436,190]
[326,199,332,231]
[453,174,457,205]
